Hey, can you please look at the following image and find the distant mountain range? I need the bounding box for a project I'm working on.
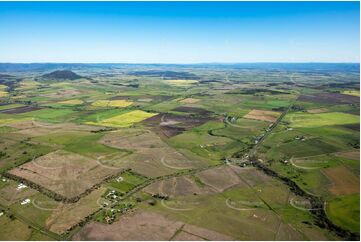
[0,63,359,73]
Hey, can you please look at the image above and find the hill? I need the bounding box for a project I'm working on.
[42,70,83,80]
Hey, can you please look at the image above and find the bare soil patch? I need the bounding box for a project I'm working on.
[173,106,213,116]
[298,92,359,105]
[46,187,106,234]
[14,122,102,137]
[72,211,184,241]
[335,150,360,160]
[229,166,272,186]
[171,231,205,241]
[196,166,245,192]
[73,211,232,241]
[8,150,122,199]
[0,106,42,114]
[307,108,328,114]
[42,89,82,99]
[143,176,212,197]
[244,109,280,122]
[323,166,359,195]
[101,129,202,177]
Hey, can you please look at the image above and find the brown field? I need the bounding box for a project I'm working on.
[8,150,122,199]
[228,166,272,187]
[179,98,200,104]
[196,166,245,192]
[307,108,328,114]
[173,106,213,116]
[42,89,82,99]
[73,211,183,240]
[323,166,360,195]
[0,106,42,114]
[12,122,102,137]
[172,231,205,241]
[101,129,205,177]
[72,211,232,241]
[298,92,360,105]
[45,187,106,234]
[143,176,213,197]
[244,109,280,122]
[335,150,360,160]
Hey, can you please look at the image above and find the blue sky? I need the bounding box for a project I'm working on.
[0,1,359,63]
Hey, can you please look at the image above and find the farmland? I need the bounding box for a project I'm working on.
[0,63,359,240]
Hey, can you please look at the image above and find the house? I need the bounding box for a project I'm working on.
[20,198,30,205]
[17,183,27,190]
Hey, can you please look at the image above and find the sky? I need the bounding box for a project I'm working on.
[0,1,359,63]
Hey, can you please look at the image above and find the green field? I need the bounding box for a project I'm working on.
[285,112,359,128]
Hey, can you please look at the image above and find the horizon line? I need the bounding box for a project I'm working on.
[0,62,360,65]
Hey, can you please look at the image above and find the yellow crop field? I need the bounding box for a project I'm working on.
[0,84,7,90]
[0,91,8,97]
[342,90,360,97]
[17,80,40,90]
[87,110,157,128]
[58,99,84,105]
[0,117,31,126]
[166,79,199,86]
[91,99,133,108]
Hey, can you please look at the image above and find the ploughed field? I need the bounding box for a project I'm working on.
[0,65,359,241]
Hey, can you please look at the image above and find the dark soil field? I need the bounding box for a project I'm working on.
[298,92,360,105]
[0,106,42,114]
[142,112,211,138]
[173,106,214,116]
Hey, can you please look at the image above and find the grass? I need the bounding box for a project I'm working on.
[92,99,133,108]
[327,194,360,233]
[107,171,147,193]
[9,193,56,228]
[285,112,359,128]
[276,138,340,158]
[0,137,53,172]
[0,216,33,240]
[33,131,120,158]
[86,110,157,128]
[169,125,240,161]
[18,108,75,123]
[144,177,332,240]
